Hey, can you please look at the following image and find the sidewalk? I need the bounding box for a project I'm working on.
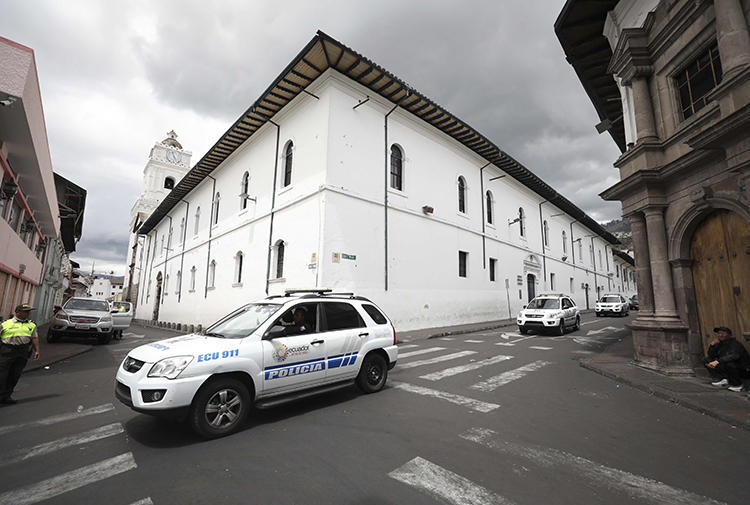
[23,323,93,373]
[396,317,517,342]
[580,333,750,431]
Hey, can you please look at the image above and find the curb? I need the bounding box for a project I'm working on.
[425,322,516,339]
[579,359,750,432]
[26,346,94,373]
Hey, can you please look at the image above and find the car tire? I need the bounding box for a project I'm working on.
[519,327,528,335]
[46,330,60,343]
[98,332,113,345]
[595,313,601,317]
[189,377,250,439]
[574,316,580,331]
[556,319,565,336]
[356,353,388,394]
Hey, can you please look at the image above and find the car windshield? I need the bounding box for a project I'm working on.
[602,296,621,303]
[204,303,281,339]
[527,298,559,310]
[64,299,110,312]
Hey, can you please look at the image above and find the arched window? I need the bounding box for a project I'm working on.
[283,141,293,187]
[164,273,169,293]
[518,207,525,237]
[598,249,602,268]
[543,220,549,246]
[578,240,583,261]
[212,193,220,225]
[164,177,175,189]
[275,240,285,279]
[167,225,173,251]
[486,191,494,224]
[179,218,185,244]
[160,236,165,255]
[208,260,216,288]
[175,270,181,295]
[589,244,595,265]
[457,176,467,213]
[234,251,244,284]
[194,207,200,235]
[190,266,197,291]
[390,145,403,191]
[240,171,250,210]
[562,231,567,253]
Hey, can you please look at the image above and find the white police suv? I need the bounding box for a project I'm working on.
[595,294,630,317]
[516,293,580,335]
[115,290,398,438]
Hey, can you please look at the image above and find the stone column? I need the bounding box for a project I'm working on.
[631,77,658,142]
[643,207,678,317]
[630,212,655,315]
[714,0,750,75]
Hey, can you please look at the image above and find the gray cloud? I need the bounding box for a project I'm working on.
[1,0,624,274]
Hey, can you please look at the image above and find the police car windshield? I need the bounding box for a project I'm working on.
[204,303,281,339]
[65,299,110,312]
[527,298,560,310]
[601,296,621,303]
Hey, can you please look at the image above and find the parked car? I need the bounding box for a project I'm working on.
[48,297,114,344]
[629,294,639,310]
[517,292,580,335]
[115,290,398,438]
[595,294,630,317]
[111,301,134,339]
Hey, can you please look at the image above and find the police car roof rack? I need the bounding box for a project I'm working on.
[283,288,332,296]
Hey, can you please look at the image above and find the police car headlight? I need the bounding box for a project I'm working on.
[101,316,112,322]
[148,356,194,379]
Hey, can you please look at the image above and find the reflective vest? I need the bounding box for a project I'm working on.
[1,319,36,343]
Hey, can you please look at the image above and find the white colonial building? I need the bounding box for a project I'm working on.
[612,250,637,298]
[123,131,191,308]
[132,32,620,331]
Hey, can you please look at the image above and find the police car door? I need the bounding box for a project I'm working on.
[322,301,367,382]
[261,303,326,395]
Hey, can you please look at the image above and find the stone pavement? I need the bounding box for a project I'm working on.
[581,332,750,432]
[23,323,93,372]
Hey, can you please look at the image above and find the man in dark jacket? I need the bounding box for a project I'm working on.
[704,327,750,392]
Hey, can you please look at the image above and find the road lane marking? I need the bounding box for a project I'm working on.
[127,499,153,505]
[572,350,593,355]
[495,342,515,346]
[529,346,553,350]
[399,347,446,359]
[438,337,455,341]
[391,382,499,413]
[0,452,137,505]
[464,340,484,343]
[1,423,124,466]
[470,361,551,392]
[398,351,477,369]
[460,428,726,505]
[419,355,514,381]
[399,344,419,349]
[0,403,115,436]
[122,332,145,338]
[389,456,516,505]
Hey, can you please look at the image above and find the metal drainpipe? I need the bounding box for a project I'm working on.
[162,216,172,306]
[177,199,190,303]
[143,233,154,309]
[204,175,217,298]
[265,120,281,295]
[538,199,549,288]
[384,93,409,291]
[569,219,579,267]
[479,162,491,269]
[590,235,598,299]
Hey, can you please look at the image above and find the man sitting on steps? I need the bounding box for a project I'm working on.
[704,327,750,393]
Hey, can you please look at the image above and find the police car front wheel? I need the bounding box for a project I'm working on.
[357,353,388,394]
[189,378,250,438]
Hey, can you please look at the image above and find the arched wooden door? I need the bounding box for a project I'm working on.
[690,210,750,353]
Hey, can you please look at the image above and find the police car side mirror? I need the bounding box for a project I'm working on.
[265,325,287,340]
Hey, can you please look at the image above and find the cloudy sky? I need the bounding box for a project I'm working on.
[1,0,622,275]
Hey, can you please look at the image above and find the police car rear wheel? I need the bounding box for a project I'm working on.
[190,378,249,438]
[357,353,387,394]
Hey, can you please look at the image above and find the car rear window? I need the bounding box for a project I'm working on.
[362,304,387,324]
[324,302,365,331]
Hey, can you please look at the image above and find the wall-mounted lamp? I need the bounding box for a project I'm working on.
[562,255,568,262]
[239,193,257,203]
[19,263,26,275]
[1,179,18,200]
[508,217,521,225]
[422,205,434,215]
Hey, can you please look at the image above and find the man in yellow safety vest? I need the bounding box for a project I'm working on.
[0,303,40,405]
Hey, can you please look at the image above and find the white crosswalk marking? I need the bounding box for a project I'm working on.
[0,403,115,436]
[127,499,153,505]
[495,342,515,346]
[122,332,145,339]
[398,351,477,369]
[1,423,124,466]
[389,457,516,505]
[419,355,514,381]
[398,344,419,349]
[391,382,499,413]
[460,428,726,505]
[437,337,455,341]
[464,339,484,343]
[470,361,551,392]
[529,346,553,350]
[399,347,446,359]
[0,453,137,505]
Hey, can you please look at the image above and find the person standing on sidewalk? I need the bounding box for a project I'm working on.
[0,303,40,405]
[705,327,750,393]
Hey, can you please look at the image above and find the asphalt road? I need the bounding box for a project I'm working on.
[1,313,749,505]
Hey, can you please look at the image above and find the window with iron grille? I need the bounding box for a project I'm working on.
[489,257,496,282]
[275,241,285,279]
[486,191,493,224]
[390,145,403,190]
[676,42,722,120]
[458,177,466,213]
[283,141,293,187]
[458,250,468,277]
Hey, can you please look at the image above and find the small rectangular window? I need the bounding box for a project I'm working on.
[458,251,468,278]
[550,273,555,290]
[362,304,387,324]
[489,258,496,282]
[324,302,365,331]
[676,42,722,120]
[569,277,575,294]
